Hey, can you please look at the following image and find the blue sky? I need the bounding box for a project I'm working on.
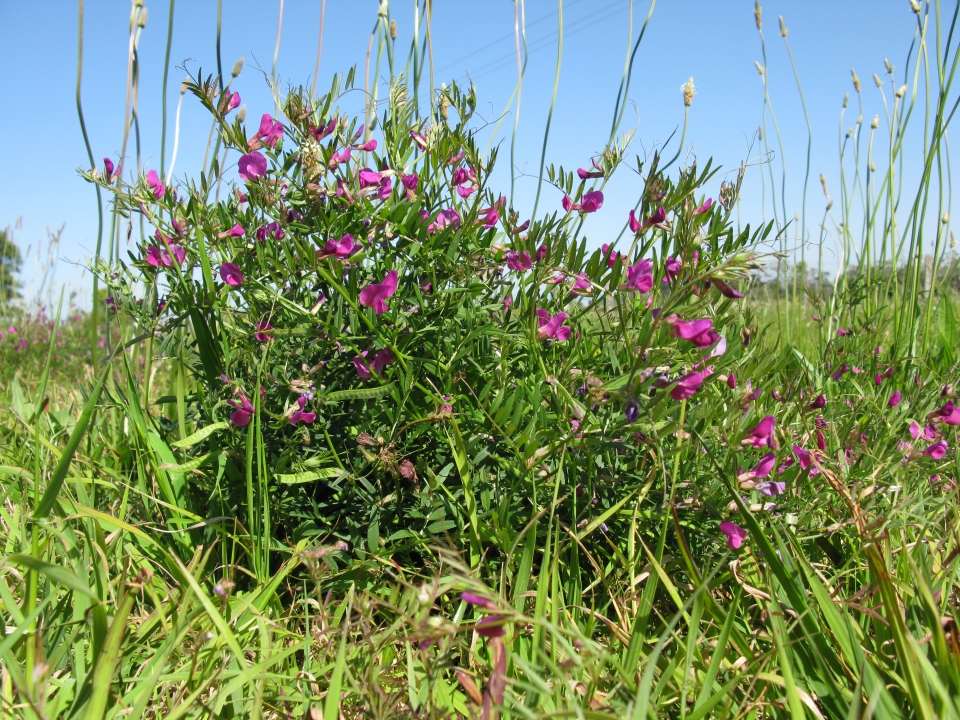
[0,0,928,304]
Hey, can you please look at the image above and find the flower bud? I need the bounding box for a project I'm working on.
[851,69,861,92]
[237,106,246,122]
[180,77,189,94]
[911,0,921,13]
[231,57,244,77]
[873,73,882,88]
[871,115,879,128]
[896,84,907,98]
[843,93,849,108]
[820,174,830,198]
[138,7,148,28]
[942,212,950,224]
[754,0,762,29]
[779,15,787,36]
[884,58,894,75]
[755,60,765,76]
[390,19,397,38]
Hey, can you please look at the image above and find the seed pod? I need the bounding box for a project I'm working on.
[390,19,397,38]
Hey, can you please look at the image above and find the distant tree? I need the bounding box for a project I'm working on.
[0,227,22,302]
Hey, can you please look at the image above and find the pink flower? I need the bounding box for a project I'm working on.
[254,320,273,342]
[720,521,747,549]
[570,272,591,295]
[693,198,713,215]
[925,440,948,460]
[255,114,284,148]
[562,195,579,212]
[221,89,241,114]
[581,190,604,213]
[643,206,666,228]
[475,615,506,638]
[409,130,428,150]
[354,139,377,151]
[727,373,737,389]
[228,395,255,426]
[319,233,357,258]
[427,209,461,234]
[479,206,499,228]
[743,415,775,448]
[930,401,960,425]
[289,395,316,425]
[227,223,245,237]
[358,168,384,189]
[755,480,786,496]
[626,260,654,293]
[837,327,848,336]
[577,167,604,179]
[460,591,496,609]
[145,244,186,267]
[353,348,395,380]
[670,368,711,400]
[740,452,776,480]
[831,363,848,381]
[536,310,571,342]
[600,244,620,267]
[664,256,682,280]
[401,173,419,194]
[806,394,826,411]
[238,152,267,181]
[103,157,118,181]
[628,210,641,233]
[711,278,745,299]
[146,169,165,199]
[888,391,902,408]
[505,251,532,272]
[535,244,548,261]
[359,270,399,314]
[220,262,245,286]
[672,318,718,348]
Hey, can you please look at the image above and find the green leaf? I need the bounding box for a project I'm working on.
[7,554,98,600]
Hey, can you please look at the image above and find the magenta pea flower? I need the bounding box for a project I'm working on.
[254,320,273,342]
[536,310,572,342]
[475,616,506,638]
[227,223,245,237]
[577,167,604,179]
[831,363,848,381]
[427,208,461,234]
[354,138,377,151]
[479,206,499,228]
[755,480,786,496]
[410,129,428,150]
[875,367,895,385]
[562,194,580,212]
[255,114,284,148]
[727,373,737,389]
[664,256,682,280]
[720,521,747,550]
[146,169,165,199]
[319,233,357,259]
[505,251,532,273]
[401,173,419,194]
[238,152,267,181]
[103,157,118,181]
[743,415,775,448]
[219,263,245,286]
[570,272,592,295]
[359,270,399,314]
[220,89,241,114]
[353,348,394,380]
[888,391,902,408]
[806,394,826,411]
[792,445,820,475]
[145,244,186,267]
[671,318,719,348]
[925,440,948,460]
[625,260,654,293]
[670,368,711,400]
[740,452,776,481]
[693,197,713,215]
[711,278,745,299]
[930,401,960,425]
[227,395,255,426]
[581,190,604,213]
[535,244,548,261]
[289,395,316,425]
[358,168,384,189]
[460,591,496,609]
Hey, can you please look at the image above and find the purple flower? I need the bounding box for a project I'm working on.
[930,401,960,425]
[255,320,273,342]
[741,452,776,480]
[888,391,902,408]
[353,348,395,380]
[238,152,267,181]
[693,198,713,215]
[743,415,775,448]
[727,373,737,389]
[670,368,711,400]
[671,318,718,348]
[577,167,604,179]
[625,397,640,423]
[925,440,948,460]
[581,190,604,213]
[664,256,682,280]
[401,173,419,193]
[146,169,165,199]
[505,251,532,273]
[536,310,572,342]
[289,395,316,425]
[711,278,745,299]
[220,262,245,286]
[255,114,284,148]
[409,130,428,150]
[228,395,255,426]
[358,168,384,189]
[145,244,186,267]
[562,195,580,212]
[359,270,399,314]
[227,223,245,237]
[103,157,117,181]
[720,521,747,550]
[427,208,461,234]
[806,394,826,411]
[475,616,506,638]
[460,591,496,609]
[626,260,654,293]
[755,480,785,496]
[319,234,357,259]
[221,89,241,114]
[535,244,548,261]
[354,139,377,151]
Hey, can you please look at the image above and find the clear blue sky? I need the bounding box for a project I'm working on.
[0,1,926,305]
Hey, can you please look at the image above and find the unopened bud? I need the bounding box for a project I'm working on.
[237,106,246,122]
[896,84,907,98]
[682,77,696,106]
[755,60,765,76]
[779,15,787,36]
[951,232,956,248]
[884,58,894,75]
[871,115,879,128]
[870,161,876,172]
[180,79,188,94]
[873,73,883,88]
[390,19,397,39]
[942,212,950,224]
[911,0,921,13]
[851,69,861,92]
[754,0,762,29]
[843,93,849,109]
[820,174,830,198]
[138,7,148,28]
[846,127,854,138]
[826,200,834,211]
[231,57,244,77]
[857,114,863,124]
